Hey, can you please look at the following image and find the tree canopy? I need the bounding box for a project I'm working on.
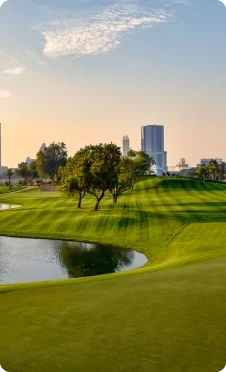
[36,142,67,180]
[127,150,155,189]
[195,160,225,181]
[58,143,156,210]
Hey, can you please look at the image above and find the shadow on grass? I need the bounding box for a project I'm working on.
[158,178,226,190]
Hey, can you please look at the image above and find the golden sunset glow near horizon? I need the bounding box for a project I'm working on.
[0,0,226,168]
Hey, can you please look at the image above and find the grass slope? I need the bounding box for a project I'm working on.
[0,177,226,371]
[0,186,25,194]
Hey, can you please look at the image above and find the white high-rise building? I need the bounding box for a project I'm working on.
[122,135,130,157]
[141,124,167,175]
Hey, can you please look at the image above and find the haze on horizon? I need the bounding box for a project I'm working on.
[0,0,226,168]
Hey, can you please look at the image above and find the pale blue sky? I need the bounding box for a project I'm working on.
[0,0,226,167]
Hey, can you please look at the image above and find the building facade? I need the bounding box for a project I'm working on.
[197,158,224,167]
[26,157,35,166]
[141,125,167,175]
[40,143,47,153]
[175,158,189,172]
[122,136,130,157]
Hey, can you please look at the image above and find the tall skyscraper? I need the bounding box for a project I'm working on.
[0,123,2,167]
[122,135,130,157]
[141,125,167,174]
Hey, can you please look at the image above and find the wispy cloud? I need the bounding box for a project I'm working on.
[39,2,170,58]
[171,0,189,4]
[4,67,25,75]
[0,91,11,98]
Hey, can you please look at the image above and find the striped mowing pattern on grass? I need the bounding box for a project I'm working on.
[0,178,226,372]
[0,176,225,267]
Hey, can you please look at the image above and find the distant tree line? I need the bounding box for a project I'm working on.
[15,142,67,185]
[13,142,154,210]
[195,159,225,181]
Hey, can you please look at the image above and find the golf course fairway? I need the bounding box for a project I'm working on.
[0,177,226,372]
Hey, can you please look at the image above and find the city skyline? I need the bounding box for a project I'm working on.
[1,0,226,167]
[0,121,225,169]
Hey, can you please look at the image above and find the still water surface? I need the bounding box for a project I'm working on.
[0,237,148,284]
[0,204,20,210]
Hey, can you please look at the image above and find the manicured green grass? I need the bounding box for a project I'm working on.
[0,185,25,194]
[0,177,226,371]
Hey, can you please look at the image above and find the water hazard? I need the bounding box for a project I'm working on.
[0,204,20,210]
[0,237,148,284]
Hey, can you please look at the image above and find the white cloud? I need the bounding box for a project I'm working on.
[0,91,11,98]
[0,0,7,8]
[171,0,189,4]
[4,67,25,75]
[39,3,170,58]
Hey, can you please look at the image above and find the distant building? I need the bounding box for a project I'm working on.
[0,166,7,175]
[168,166,176,172]
[26,157,35,166]
[197,158,224,167]
[175,158,189,172]
[141,124,167,175]
[122,136,130,157]
[40,143,47,153]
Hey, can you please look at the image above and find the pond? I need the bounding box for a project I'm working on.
[0,204,21,210]
[0,237,148,284]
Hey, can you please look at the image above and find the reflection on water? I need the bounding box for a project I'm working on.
[0,237,147,284]
[0,204,20,210]
[59,242,136,278]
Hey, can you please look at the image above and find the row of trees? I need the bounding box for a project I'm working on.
[195,159,225,181]
[58,144,154,210]
[9,142,154,210]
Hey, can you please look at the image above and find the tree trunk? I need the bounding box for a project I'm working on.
[94,190,105,211]
[77,191,86,209]
[78,196,82,209]
[113,194,118,203]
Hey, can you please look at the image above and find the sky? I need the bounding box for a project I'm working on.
[0,0,226,167]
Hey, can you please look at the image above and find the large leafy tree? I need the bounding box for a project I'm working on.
[58,143,121,211]
[87,143,121,210]
[127,150,155,189]
[36,142,67,180]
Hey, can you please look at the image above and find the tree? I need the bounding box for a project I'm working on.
[58,143,122,211]
[16,162,30,184]
[87,143,121,210]
[36,142,67,180]
[195,166,209,180]
[28,160,39,180]
[109,157,134,203]
[6,168,13,187]
[127,150,155,190]
[218,162,225,181]
[208,163,217,181]
[58,155,89,209]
